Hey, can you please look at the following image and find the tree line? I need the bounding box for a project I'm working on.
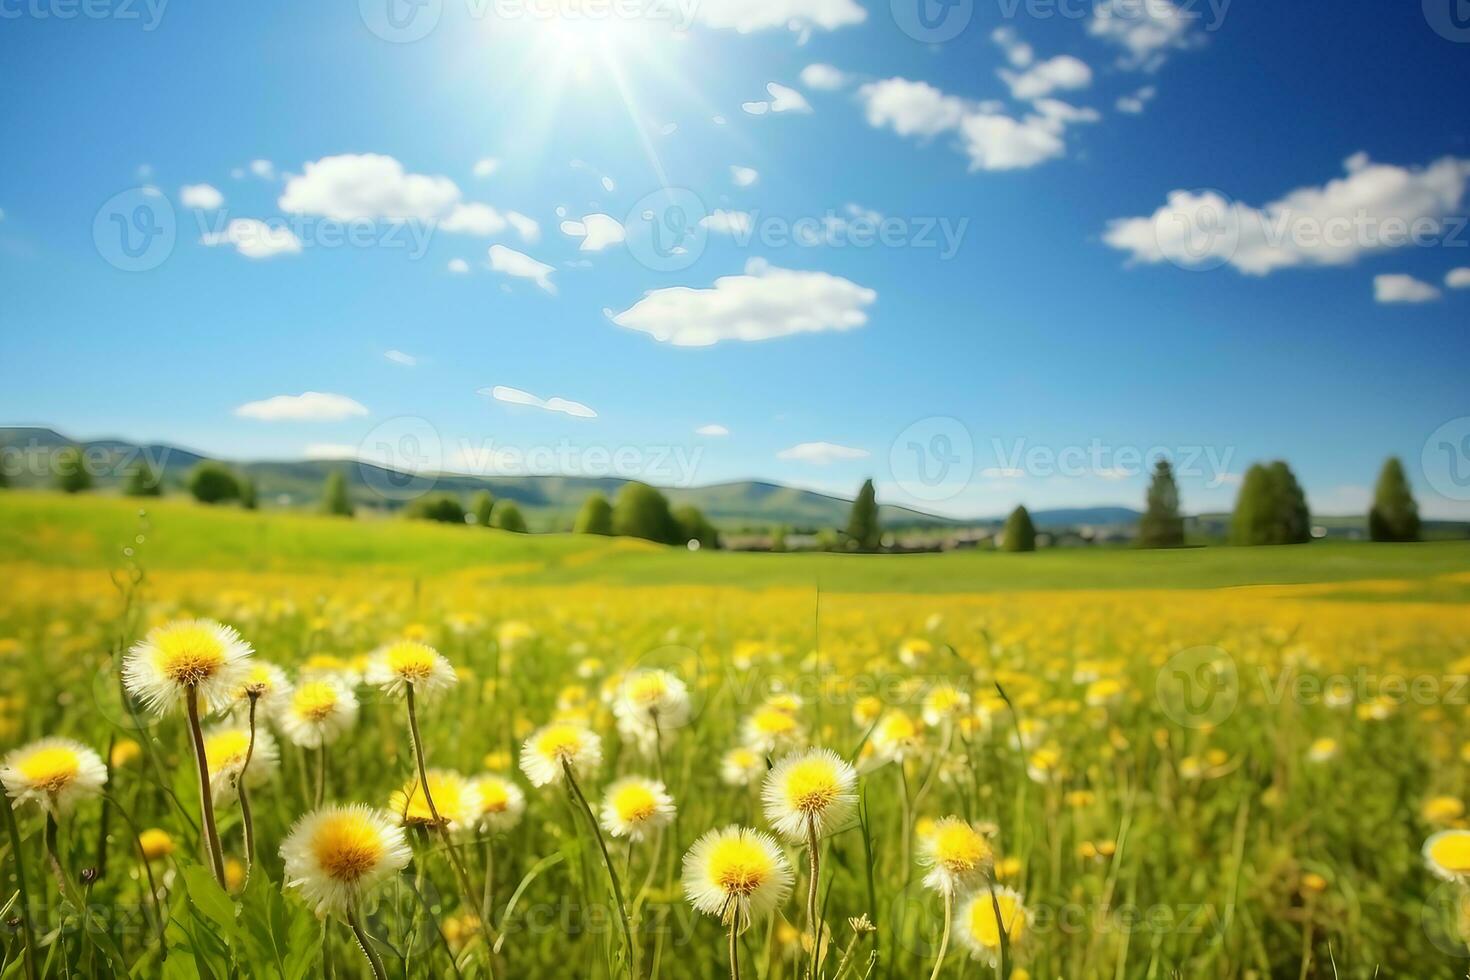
[26,449,1426,549]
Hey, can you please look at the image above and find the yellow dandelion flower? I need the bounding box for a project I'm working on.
[519,722,602,787]
[388,770,482,832]
[280,804,412,917]
[366,641,458,701]
[123,619,253,715]
[1,737,108,816]
[682,826,794,931]
[599,776,676,842]
[920,817,992,896]
[761,748,858,841]
[1424,830,1470,882]
[957,886,1029,966]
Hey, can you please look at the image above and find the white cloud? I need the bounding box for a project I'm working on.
[696,424,730,436]
[384,349,417,366]
[1103,154,1470,275]
[609,257,876,347]
[1088,0,1201,70]
[980,466,1026,479]
[991,27,1034,67]
[506,211,541,243]
[858,77,1096,171]
[180,184,224,209]
[1446,267,1470,289]
[473,157,500,178]
[858,78,968,138]
[750,82,812,114]
[1374,274,1441,304]
[440,202,509,236]
[800,63,850,90]
[700,209,754,235]
[731,165,760,187]
[1115,85,1157,114]
[235,392,368,422]
[488,244,556,293]
[249,159,275,179]
[200,219,302,259]
[303,443,359,460]
[776,442,869,464]
[279,153,459,222]
[694,0,865,35]
[1000,55,1093,101]
[560,213,626,251]
[448,258,470,274]
[480,385,597,418]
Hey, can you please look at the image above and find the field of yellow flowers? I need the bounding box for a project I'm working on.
[2,505,1470,978]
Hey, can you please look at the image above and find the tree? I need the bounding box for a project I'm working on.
[1002,505,1037,552]
[1231,461,1311,545]
[238,477,258,511]
[322,470,354,517]
[1137,458,1185,548]
[470,491,495,528]
[187,462,240,505]
[492,501,528,533]
[612,482,679,544]
[1368,456,1420,542]
[845,479,881,552]
[573,493,613,535]
[53,447,92,494]
[406,495,466,524]
[673,504,720,550]
[122,460,163,497]
[771,526,789,553]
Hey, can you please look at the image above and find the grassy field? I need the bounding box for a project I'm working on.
[4,491,1470,597]
[3,490,1470,979]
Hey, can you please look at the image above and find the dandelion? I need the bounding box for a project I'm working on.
[474,774,526,833]
[851,696,883,729]
[870,711,923,764]
[919,817,993,980]
[1,737,107,817]
[683,826,795,978]
[203,725,278,806]
[231,660,292,717]
[919,817,992,897]
[366,640,458,701]
[280,679,359,749]
[922,685,969,728]
[123,618,253,887]
[899,638,933,668]
[281,804,412,980]
[525,720,636,973]
[123,619,253,716]
[762,748,857,979]
[388,770,482,833]
[519,722,603,787]
[600,776,676,842]
[138,828,174,863]
[761,748,858,842]
[1424,830,1470,882]
[741,706,805,755]
[1307,737,1338,763]
[720,747,765,787]
[957,885,1030,968]
[1423,796,1465,826]
[614,668,691,755]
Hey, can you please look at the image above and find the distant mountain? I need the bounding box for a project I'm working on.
[0,427,1145,532]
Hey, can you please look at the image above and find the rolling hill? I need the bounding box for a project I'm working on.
[0,426,1143,532]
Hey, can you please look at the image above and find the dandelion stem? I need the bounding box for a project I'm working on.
[315,743,326,808]
[728,916,741,980]
[239,692,260,875]
[563,761,640,978]
[347,904,390,980]
[185,686,227,887]
[806,815,822,980]
[404,684,500,975]
[1,788,40,980]
[928,890,953,980]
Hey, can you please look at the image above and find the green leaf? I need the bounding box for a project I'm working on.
[237,868,321,980]
[181,865,238,942]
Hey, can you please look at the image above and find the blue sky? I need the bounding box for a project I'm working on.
[2,0,1469,518]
